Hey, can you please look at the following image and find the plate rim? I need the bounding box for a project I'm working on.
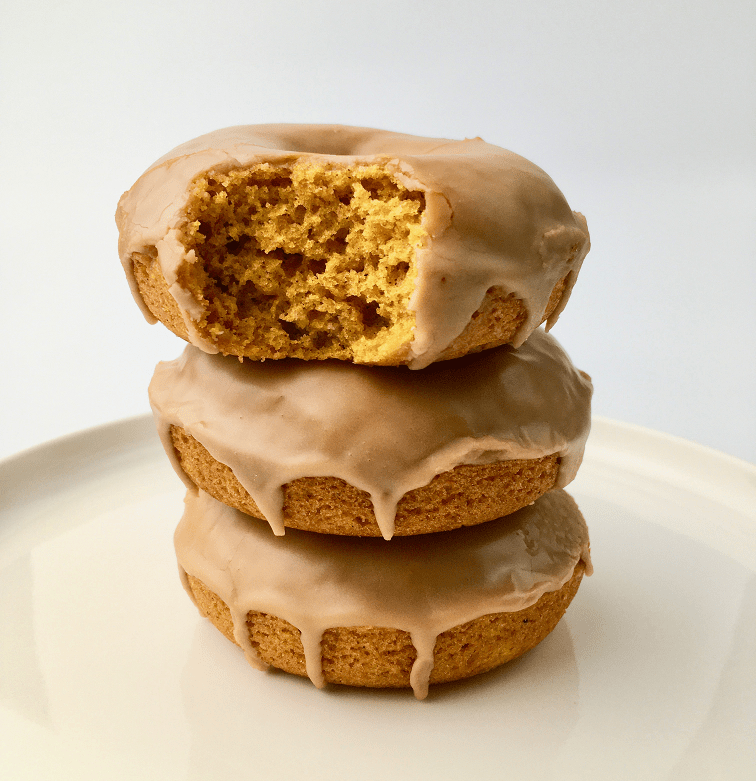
[1,415,755,779]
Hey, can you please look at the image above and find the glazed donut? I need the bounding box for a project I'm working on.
[149,328,593,539]
[176,489,592,699]
[117,124,590,368]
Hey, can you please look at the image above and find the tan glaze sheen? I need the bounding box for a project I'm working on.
[117,124,590,368]
[150,328,593,539]
[175,489,592,700]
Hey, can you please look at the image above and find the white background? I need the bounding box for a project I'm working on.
[1,0,754,463]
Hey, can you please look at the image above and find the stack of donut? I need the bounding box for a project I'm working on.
[116,125,594,699]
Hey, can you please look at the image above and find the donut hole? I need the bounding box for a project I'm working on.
[177,162,426,363]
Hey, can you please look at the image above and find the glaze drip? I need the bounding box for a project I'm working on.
[175,489,592,699]
[117,124,589,367]
[149,328,593,539]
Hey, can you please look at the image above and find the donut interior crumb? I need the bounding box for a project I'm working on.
[175,163,426,363]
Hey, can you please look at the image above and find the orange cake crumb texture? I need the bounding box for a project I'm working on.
[176,163,425,362]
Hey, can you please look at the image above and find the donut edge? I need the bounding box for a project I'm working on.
[184,561,586,692]
[169,425,562,536]
[132,248,568,365]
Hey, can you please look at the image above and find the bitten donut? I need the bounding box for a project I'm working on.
[117,124,590,369]
[176,489,591,699]
[149,328,593,539]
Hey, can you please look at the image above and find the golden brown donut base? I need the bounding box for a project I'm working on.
[186,562,585,690]
[435,277,566,362]
[169,425,561,536]
[132,250,566,365]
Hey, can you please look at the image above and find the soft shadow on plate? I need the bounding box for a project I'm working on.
[0,554,52,728]
[179,615,582,779]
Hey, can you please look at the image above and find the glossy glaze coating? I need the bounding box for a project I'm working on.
[117,124,589,367]
[175,489,592,698]
[150,328,593,538]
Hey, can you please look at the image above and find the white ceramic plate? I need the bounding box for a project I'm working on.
[1,416,755,780]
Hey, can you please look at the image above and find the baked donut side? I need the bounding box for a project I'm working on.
[432,277,567,362]
[117,124,590,368]
[175,489,591,699]
[149,330,593,539]
[169,424,561,536]
[150,332,592,539]
[185,563,585,691]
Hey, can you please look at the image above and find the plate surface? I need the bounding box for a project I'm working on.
[1,416,755,780]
